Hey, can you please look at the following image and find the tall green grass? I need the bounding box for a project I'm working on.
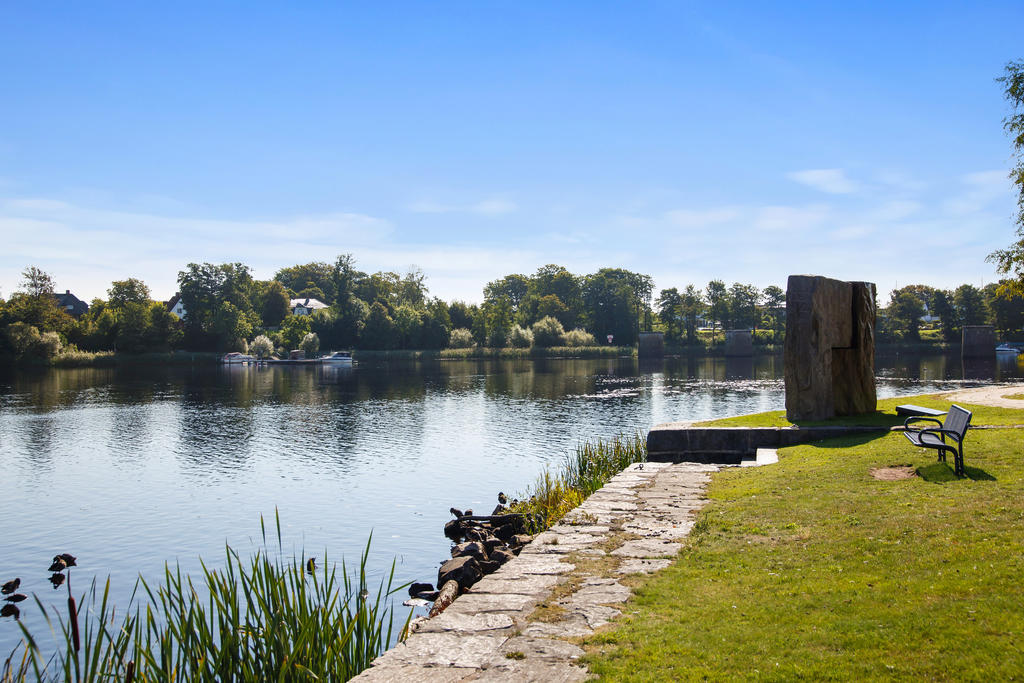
[511,433,647,532]
[11,518,409,682]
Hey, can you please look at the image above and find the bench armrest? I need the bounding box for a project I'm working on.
[904,416,943,429]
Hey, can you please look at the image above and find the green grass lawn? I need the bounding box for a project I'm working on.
[696,394,1024,428]
[583,402,1024,680]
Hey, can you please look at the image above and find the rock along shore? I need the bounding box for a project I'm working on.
[354,461,719,682]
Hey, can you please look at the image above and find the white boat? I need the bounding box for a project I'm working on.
[996,344,1020,355]
[221,352,257,364]
[322,351,354,366]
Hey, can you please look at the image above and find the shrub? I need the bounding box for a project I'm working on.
[509,325,533,348]
[448,327,476,349]
[250,334,274,359]
[562,328,595,347]
[300,332,320,356]
[38,331,63,357]
[531,316,565,347]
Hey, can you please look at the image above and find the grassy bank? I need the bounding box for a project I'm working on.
[509,433,647,532]
[5,522,409,682]
[583,398,1024,680]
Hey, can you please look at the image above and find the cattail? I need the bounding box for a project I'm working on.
[125,660,136,683]
[67,578,80,653]
[68,594,80,652]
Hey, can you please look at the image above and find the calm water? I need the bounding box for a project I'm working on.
[0,352,1021,652]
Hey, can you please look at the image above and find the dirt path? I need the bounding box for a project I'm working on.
[940,383,1024,409]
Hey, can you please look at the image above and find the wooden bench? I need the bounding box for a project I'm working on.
[903,404,972,477]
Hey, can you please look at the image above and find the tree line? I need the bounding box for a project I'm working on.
[3,258,1023,363]
[881,283,1024,342]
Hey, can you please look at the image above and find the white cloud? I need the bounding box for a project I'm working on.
[754,204,830,231]
[868,200,922,222]
[408,198,517,216]
[787,168,860,194]
[664,207,741,229]
[942,170,1011,215]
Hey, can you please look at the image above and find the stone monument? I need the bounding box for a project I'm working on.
[784,275,876,422]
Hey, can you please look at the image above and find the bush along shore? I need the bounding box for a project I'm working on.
[1,516,410,682]
[406,434,647,615]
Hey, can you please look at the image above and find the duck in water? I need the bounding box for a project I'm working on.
[1,578,19,595]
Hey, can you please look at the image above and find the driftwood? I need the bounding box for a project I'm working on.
[427,580,460,618]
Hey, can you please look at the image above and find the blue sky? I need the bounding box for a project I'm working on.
[1,2,1021,304]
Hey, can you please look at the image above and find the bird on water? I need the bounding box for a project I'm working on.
[48,557,67,572]
[1,578,19,595]
[55,553,77,567]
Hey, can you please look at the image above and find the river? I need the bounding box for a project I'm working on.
[0,352,1020,653]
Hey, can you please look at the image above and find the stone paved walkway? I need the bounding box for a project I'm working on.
[354,462,719,682]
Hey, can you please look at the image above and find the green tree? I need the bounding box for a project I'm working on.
[108,278,151,308]
[483,296,514,348]
[655,288,682,342]
[988,60,1024,293]
[930,289,958,341]
[397,268,428,307]
[361,302,396,349]
[259,280,291,327]
[393,303,423,349]
[274,262,338,304]
[728,283,761,330]
[705,280,729,342]
[888,289,925,341]
[762,285,785,334]
[582,268,651,345]
[954,284,988,327]
[115,301,151,352]
[985,282,1024,336]
[280,314,312,350]
[420,299,452,349]
[448,301,475,331]
[680,285,705,345]
[484,274,530,312]
[7,266,70,332]
[177,263,256,350]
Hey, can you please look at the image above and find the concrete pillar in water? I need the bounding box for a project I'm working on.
[961,325,995,358]
[724,330,753,357]
[784,275,877,422]
[638,332,664,358]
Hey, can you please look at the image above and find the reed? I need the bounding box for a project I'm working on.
[13,517,409,682]
[511,433,647,532]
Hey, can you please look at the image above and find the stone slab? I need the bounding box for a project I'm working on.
[371,634,509,668]
[616,558,673,575]
[611,539,682,558]
[412,612,515,634]
[355,664,474,682]
[469,661,591,682]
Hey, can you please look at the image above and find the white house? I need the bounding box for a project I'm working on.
[166,293,187,320]
[289,297,329,316]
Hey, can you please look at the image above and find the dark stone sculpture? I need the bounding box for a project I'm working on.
[962,325,995,359]
[784,275,876,421]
